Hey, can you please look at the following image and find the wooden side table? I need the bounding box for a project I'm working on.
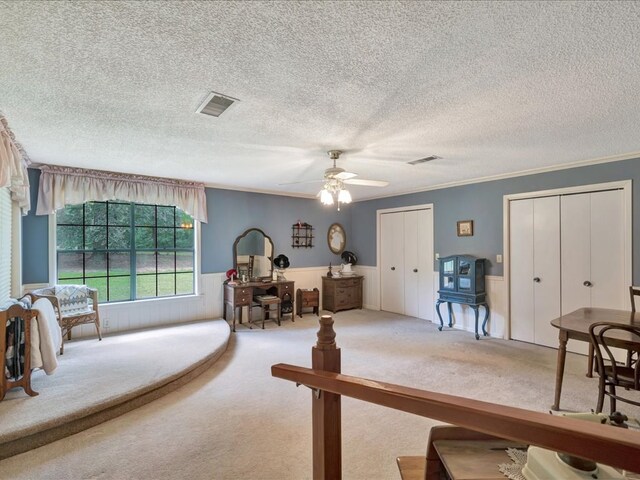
[296,288,319,318]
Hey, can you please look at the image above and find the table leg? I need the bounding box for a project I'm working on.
[232,306,236,333]
[436,300,445,331]
[481,304,490,337]
[471,305,480,340]
[447,302,453,328]
[552,330,569,411]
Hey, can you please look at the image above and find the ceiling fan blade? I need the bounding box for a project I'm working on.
[335,171,358,180]
[344,179,389,187]
[278,179,324,186]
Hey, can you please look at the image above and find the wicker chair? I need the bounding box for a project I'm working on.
[28,285,102,354]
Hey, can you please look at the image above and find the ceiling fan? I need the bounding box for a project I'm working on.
[280,150,389,188]
[286,150,389,209]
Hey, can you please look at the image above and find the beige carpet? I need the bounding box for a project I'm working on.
[0,319,230,444]
[0,309,637,479]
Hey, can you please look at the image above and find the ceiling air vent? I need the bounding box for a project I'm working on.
[196,92,239,117]
[407,155,441,166]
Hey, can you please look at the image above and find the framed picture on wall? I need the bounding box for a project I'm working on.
[457,220,473,237]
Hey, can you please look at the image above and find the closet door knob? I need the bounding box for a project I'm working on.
[583,280,592,287]
[391,266,396,271]
[533,277,541,283]
[413,268,418,273]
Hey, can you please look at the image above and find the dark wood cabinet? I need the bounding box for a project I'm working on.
[436,255,489,339]
[296,288,319,317]
[438,255,486,304]
[322,276,363,313]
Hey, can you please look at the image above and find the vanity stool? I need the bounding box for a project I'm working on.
[253,295,281,329]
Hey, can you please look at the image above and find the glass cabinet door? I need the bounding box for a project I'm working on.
[443,259,455,275]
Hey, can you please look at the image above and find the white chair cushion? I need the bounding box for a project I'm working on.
[54,285,91,316]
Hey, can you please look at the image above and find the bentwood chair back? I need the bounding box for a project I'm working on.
[630,286,640,312]
[589,321,640,413]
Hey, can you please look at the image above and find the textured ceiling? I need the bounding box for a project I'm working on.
[1,1,639,201]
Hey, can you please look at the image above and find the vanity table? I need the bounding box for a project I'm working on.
[223,280,295,332]
[225,227,295,331]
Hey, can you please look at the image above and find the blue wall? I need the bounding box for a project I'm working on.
[21,157,640,284]
[351,157,640,281]
[200,188,351,274]
[22,168,48,284]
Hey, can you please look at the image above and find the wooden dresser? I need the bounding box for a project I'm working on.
[322,275,363,313]
[223,280,294,331]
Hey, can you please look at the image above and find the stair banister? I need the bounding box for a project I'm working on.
[271,315,640,478]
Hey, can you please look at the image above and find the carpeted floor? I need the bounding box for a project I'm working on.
[0,309,637,479]
[0,320,230,444]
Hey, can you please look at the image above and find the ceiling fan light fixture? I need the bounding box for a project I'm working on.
[320,188,334,205]
[338,188,352,204]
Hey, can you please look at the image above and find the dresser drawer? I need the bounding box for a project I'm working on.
[336,279,360,288]
[234,288,252,301]
[235,294,252,306]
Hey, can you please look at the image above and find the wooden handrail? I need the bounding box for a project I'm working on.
[271,363,640,473]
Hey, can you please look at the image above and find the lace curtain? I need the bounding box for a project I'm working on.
[36,164,208,223]
[0,115,30,215]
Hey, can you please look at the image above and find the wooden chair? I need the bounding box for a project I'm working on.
[1,302,38,401]
[631,286,640,311]
[27,285,101,354]
[628,285,640,368]
[589,321,640,413]
[586,285,640,378]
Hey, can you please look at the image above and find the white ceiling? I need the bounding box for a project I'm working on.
[1,1,639,201]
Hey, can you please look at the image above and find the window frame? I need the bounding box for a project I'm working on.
[51,201,200,304]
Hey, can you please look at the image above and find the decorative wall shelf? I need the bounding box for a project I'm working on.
[292,222,314,248]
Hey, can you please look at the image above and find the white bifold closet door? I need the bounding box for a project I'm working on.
[561,190,626,354]
[380,211,405,314]
[380,208,434,319]
[509,196,561,347]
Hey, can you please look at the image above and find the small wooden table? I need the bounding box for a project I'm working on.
[550,307,640,411]
[396,426,525,480]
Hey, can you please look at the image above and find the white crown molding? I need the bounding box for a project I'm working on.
[202,182,317,199]
[354,151,640,203]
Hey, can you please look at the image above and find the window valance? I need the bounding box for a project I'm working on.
[0,115,30,214]
[36,165,208,223]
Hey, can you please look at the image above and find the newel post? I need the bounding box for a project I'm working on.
[312,315,342,480]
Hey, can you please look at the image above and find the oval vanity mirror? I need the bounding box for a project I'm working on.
[233,228,274,281]
[327,223,346,254]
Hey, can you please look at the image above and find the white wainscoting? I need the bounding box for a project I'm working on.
[24,270,508,339]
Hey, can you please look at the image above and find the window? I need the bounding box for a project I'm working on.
[56,201,195,303]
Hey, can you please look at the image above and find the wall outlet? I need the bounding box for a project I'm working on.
[103,318,110,330]
[496,254,503,263]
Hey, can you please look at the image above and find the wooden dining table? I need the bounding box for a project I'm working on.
[550,307,640,411]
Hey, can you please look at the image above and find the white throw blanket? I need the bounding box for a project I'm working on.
[30,298,62,375]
